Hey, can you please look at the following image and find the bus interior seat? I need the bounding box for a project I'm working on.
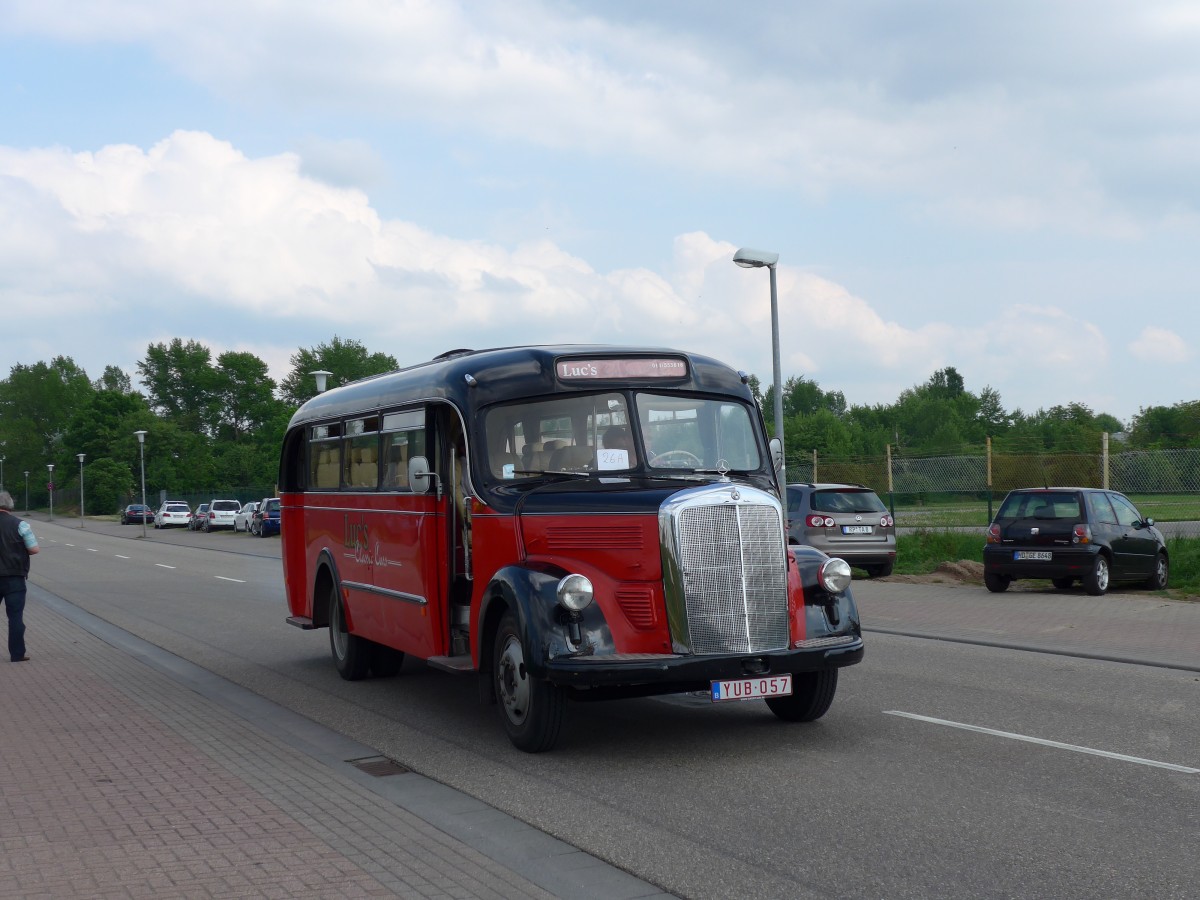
[551,445,593,470]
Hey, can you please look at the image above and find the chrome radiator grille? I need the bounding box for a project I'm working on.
[675,502,789,654]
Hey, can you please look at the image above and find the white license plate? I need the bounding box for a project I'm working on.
[842,525,873,534]
[1015,550,1052,561]
[711,674,793,703]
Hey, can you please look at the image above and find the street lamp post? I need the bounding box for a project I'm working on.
[1,455,5,492]
[47,464,55,521]
[77,453,86,528]
[733,247,784,478]
[134,431,148,538]
[24,471,29,513]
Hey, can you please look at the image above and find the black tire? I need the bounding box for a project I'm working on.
[766,669,838,722]
[1082,554,1110,596]
[328,583,370,680]
[370,643,405,677]
[1051,577,1074,590]
[864,561,894,578]
[1145,553,1169,591]
[984,572,1011,593]
[493,611,565,752]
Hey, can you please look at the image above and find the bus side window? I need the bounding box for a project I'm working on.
[312,443,341,489]
[383,435,410,489]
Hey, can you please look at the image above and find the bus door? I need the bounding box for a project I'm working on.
[369,408,447,658]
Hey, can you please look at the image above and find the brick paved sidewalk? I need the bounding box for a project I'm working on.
[0,596,663,899]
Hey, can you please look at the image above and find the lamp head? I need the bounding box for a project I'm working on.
[733,247,779,269]
[134,430,147,444]
[310,370,333,393]
[77,453,86,462]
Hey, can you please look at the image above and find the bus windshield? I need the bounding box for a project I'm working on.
[482,391,761,479]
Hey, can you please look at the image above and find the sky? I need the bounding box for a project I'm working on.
[2,0,1198,428]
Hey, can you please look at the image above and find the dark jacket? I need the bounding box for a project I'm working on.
[0,512,32,578]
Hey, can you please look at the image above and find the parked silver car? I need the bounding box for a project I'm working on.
[233,501,259,532]
[785,482,896,577]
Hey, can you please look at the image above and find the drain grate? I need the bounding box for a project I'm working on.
[347,755,411,777]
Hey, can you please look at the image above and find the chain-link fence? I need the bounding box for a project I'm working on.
[786,437,1200,536]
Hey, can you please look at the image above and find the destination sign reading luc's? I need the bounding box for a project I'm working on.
[556,358,688,380]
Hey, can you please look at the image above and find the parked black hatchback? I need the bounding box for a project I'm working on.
[983,487,1168,596]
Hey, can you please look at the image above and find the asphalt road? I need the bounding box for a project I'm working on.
[27,516,1200,899]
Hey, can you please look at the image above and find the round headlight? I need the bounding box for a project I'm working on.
[818,557,852,594]
[557,574,594,612]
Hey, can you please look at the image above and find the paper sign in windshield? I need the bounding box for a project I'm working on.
[597,449,630,470]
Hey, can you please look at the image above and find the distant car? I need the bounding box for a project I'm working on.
[233,501,259,533]
[154,501,192,529]
[200,499,242,532]
[785,483,896,578]
[983,487,1169,596]
[252,497,281,537]
[121,504,154,525]
[188,503,210,531]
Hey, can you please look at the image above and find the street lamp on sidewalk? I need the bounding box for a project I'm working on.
[47,463,55,521]
[732,247,784,477]
[24,471,29,513]
[134,430,148,538]
[1,454,5,492]
[77,453,86,528]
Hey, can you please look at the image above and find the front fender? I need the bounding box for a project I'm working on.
[789,544,862,640]
[478,563,618,680]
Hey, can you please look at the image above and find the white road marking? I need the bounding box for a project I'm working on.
[885,711,1199,774]
[214,575,245,583]
[115,554,130,559]
[87,548,98,552]
[155,563,176,569]
[65,543,74,547]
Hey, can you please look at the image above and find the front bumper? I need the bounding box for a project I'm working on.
[544,635,863,692]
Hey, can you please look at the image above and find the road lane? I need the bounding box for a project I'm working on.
[26,518,1199,899]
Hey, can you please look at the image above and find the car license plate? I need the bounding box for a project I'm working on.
[711,674,792,703]
[1014,550,1052,561]
[842,525,873,534]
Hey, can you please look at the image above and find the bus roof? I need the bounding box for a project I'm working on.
[287,344,755,429]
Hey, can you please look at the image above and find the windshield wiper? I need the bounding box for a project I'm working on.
[513,469,593,479]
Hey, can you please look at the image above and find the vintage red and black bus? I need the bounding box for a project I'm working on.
[279,345,863,751]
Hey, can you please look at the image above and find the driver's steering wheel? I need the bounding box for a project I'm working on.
[649,449,703,468]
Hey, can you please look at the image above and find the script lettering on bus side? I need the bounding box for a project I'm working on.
[343,514,400,568]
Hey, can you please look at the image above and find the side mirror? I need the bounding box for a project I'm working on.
[408,456,440,497]
[769,438,784,474]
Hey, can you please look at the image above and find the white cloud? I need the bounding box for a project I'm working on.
[1130,326,1191,363]
[6,0,1200,236]
[0,130,1185,420]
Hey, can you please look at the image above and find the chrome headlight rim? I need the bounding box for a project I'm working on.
[556,573,594,612]
[818,557,853,594]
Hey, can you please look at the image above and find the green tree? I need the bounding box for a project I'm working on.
[95,365,134,393]
[212,351,282,442]
[0,356,95,475]
[137,339,219,434]
[278,336,399,407]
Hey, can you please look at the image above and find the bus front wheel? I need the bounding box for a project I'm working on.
[766,669,838,722]
[493,612,565,752]
[328,584,370,681]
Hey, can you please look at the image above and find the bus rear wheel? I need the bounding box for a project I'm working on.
[328,584,370,680]
[766,669,838,722]
[493,611,565,752]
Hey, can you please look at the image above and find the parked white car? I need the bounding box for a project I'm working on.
[200,499,241,532]
[154,501,192,529]
[233,501,259,533]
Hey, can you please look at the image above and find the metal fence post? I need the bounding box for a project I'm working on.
[1102,432,1110,490]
